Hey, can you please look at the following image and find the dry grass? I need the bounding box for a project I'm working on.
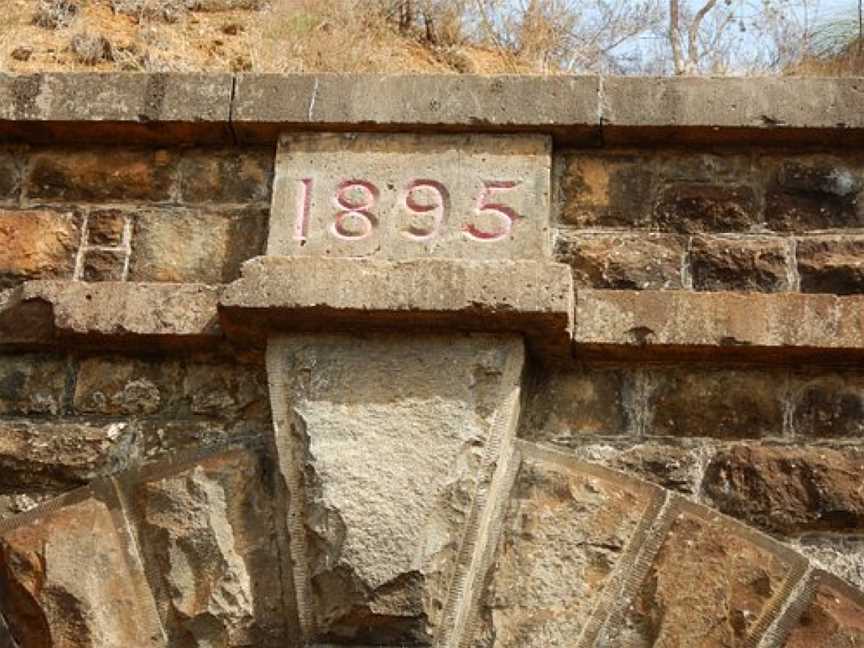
[0,0,538,74]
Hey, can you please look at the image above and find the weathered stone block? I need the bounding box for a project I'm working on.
[183,362,270,419]
[268,133,551,260]
[139,420,263,462]
[555,233,684,290]
[600,501,801,646]
[180,149,273,204]
[520,368,632,442]
[654,183,760,232]
[690,235,791,292]
[0,209,81,288]
[646,368,785,438]
[703,445,864,535]
[82,249,126,281]
[766,161,863,231]
[558,154,654,228]
[87,209,127,246]
[267,333,524,644]
[73,356,182,416]
[28,150,177,202]
[0,489,164,647]
[797,237,864,295]
[131,449,286,646]
[790,372,864,438]
[0,153,20,203]
[473,453,659,646]
[0,354,67,415]
[783,574,864,647]
[0,421,137,490]
[129,207,267,283]
[570,443,701,494]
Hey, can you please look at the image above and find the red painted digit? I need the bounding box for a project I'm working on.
[401,179,449,241]
[331,180,379,240]
[293,178,313,242]
[465,180,522,242]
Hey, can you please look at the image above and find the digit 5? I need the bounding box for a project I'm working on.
[465,180,522,242]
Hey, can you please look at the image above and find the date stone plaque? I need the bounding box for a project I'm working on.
[268,132,552,260]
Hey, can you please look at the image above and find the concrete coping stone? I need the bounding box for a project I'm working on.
[1,73,863,145]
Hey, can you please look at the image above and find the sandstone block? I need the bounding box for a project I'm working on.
[183,362,270,419]
[0,153,20,203]
[0,421,137,490]
[645,368,784,438]
[783,574,864,647]
[520,368,633,442]
[0,488,164,647]
[130,449,286,646]
[790,372,864,438]
[690,235,791,292]
[0,209,81,288]
[600,500,803,646]
[703,445,864,535]
[28,150,177,202]
[555,233,684,290]
[129,207,267,283]
[267,333,524,644]
[654,182,760,232]
[179,148,273,204]
[73,356,182,416]
[558,154,654,228]
[268,133,551,261]
[473,452,660,646]
[0,354,67,415]
[139,420,263,462]
[82,249,126,281]
[86,209,127,246]
[569,443,701,494]
[797,237,864,295]
[766,160,863,231]
[574,289,864,361]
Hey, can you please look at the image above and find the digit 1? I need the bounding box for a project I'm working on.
[294,178,313,242]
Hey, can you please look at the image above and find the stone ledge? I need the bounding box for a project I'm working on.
[0,73,233,144]
[0,281,221,349]
[1,73,862,145]
[219,256,574,359]
[574,289,864,363]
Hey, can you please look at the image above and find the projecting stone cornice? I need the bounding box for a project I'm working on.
[1,72,863,145]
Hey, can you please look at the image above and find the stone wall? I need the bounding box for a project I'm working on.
[0,73,863,647]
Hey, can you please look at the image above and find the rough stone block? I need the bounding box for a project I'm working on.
[766,160,863,231]
[797,237,864,295]
[268,132,551,261]
[600,500,803,646]
[0,209,81,288]
[220,256,573,359]
[690,235,791,293]
[73,356,182,416]
[183,361,270,419]
[179,148,274,204]
[790,372,864,438]
[645,368,785,439]
[129,449,286,646]
[654,182,760,233]
[555,233,685,290]
[82,249,126,281]
[232,74,600,142]
[266,333,524,644]
[27,150,177,203]
[129,207,267,283]
[86,209,127,246]
[0,487,164,647]
[139,420,263,462]
[0,153,20,203]
[0,354,67,415]
[574,290,864,362]
[783,574,864,647]
[520,368,633,441]
[703,445,864,535]
[569,443,702,494]
[0,421,137,490]
[473,451,660,646]
[558,153,654,228]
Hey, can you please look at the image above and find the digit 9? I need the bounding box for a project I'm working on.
[401,179,450,241]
